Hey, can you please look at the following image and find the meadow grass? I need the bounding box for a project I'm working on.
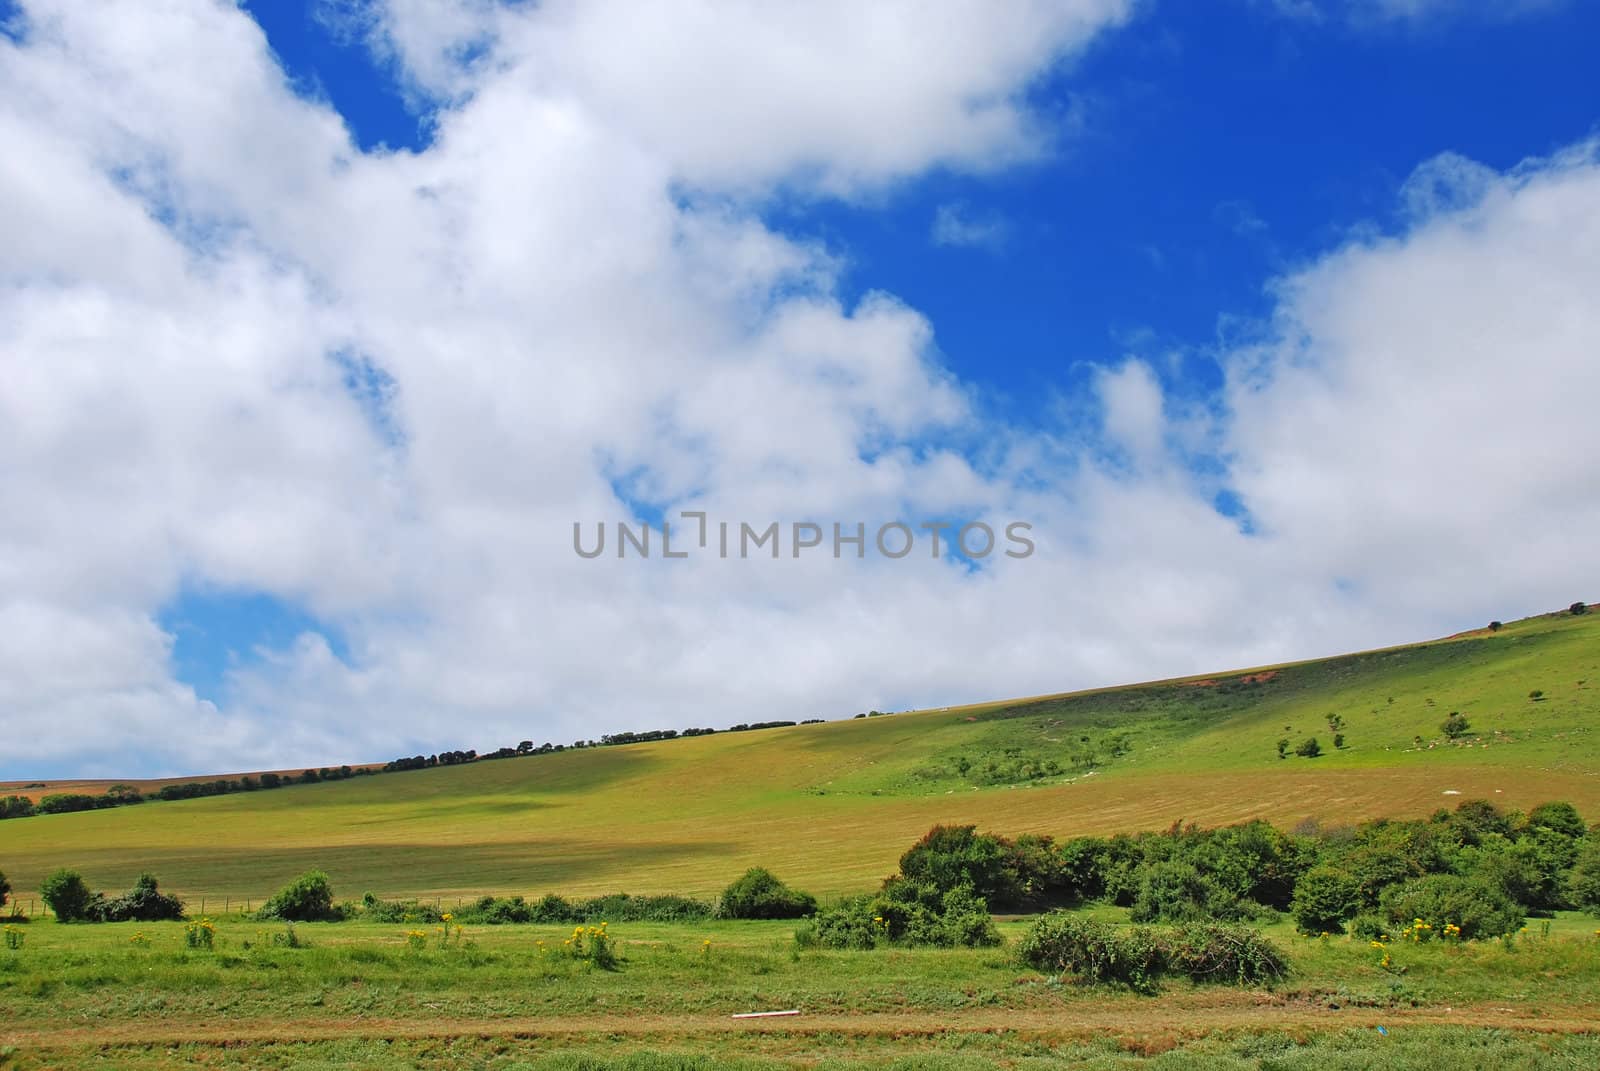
[2,913,1599,1069]
[2,610,1597,908]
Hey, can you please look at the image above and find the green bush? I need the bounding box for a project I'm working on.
[935,886,1002,948]
[40,869,94,922]
[577,893,712,922]
[1463,840,1550,912]
[1295,737,1322,758]
[258,871,342,922]
[529,894,582,923]
[1568,839,1600,916]
[1016,913,1164,992]
[1527,801,1587,840]
[1380,874,1522,939]
[1164,922,1289,986]
[1441,712,1470,739]
[810,883,998,950]
[359,893,444,924]
[460,895,532,924]
[812,895,883,950]
[1291,866,1359,934]
[1348,913,1390,941]
[95,873,184,922]
[897,825,1013,905]
[715,867,817,919]
[1129,857,1264,923]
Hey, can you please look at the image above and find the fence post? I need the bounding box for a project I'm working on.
[225,897,230,913]
[200,897,206,915]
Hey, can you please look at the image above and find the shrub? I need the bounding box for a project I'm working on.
[457,895,531,924]
[898,825,1011,903]
[1488,620,1503,631]
[1348,913,1389,941]
[1380,874,1522,940]
[258,871,342,922]
[1291,866,1359,934]
[0,870,8,911]
[95,873,184,922]
[0,795,38,819]
[358,892,443,924]
[1452,798,1513,842]
[1016,913,1164,992]
[716,867,817,919]
[1129,861,1253,923]
[1276,738,1289,759]
[578,893,712,922]
[812,896,882,950]
[528,894,581,923]
[1464,840,1554,912]
[1571,602,1588,615]
[1164,923,1289,986]
[935,886,1002,948]
[1441,712,1470,739]
[1333,733,1346,749]
[40,869,94,922]
[1569,840,1600,916]
[1527,801,1587,840]
[1295,737,1322,758]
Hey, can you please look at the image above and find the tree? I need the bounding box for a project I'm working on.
[1571,602,1588,616]
[1333,733,1346,749]
[40,869,94,921]
[1295,737,1323,758]
[1488,621,1503,631]
[1276,738,1289,760]
[1442,712,1471,739]
[0,869,9,911]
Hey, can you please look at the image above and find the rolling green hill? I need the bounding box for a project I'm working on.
[3,606,1596,905]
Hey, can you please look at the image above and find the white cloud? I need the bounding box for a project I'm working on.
[931,202,1013,251]
[0,1,1596,776]
[1264,0,1568,24]
[353,0,1136,195]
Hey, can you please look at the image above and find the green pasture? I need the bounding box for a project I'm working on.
[2,912,1599,1069]
[2,609,1596,904]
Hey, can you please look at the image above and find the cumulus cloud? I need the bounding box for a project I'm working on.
[348,0,1136,195]
[0,1,1595,776]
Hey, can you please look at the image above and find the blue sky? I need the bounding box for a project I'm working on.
[3,0,1598,776]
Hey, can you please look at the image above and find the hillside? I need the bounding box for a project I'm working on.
[3,606,1596,904]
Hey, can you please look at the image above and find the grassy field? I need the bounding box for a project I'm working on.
[2,607,1597,906]
[3,911,1599,1069]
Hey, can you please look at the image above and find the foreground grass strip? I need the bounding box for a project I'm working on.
[5,1027,1600,1071]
